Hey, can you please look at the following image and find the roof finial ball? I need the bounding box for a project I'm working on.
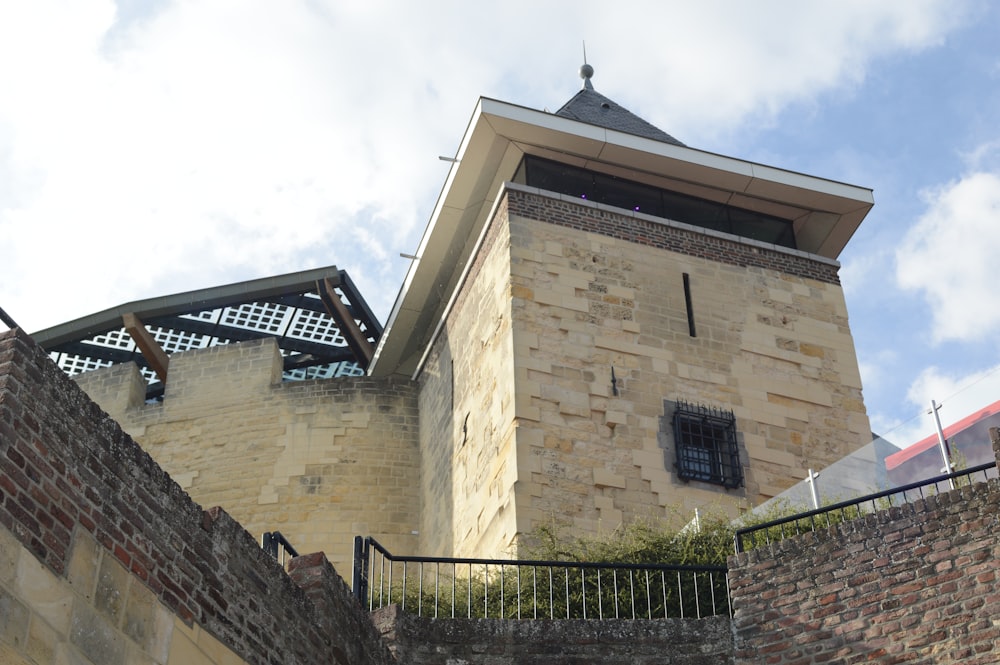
[579,63,595,90]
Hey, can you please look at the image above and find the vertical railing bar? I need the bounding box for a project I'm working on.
[597,568,603,619]
[661,570,668,618]
[581,566,587,620]
[387,560,393,607]
[484,564,489,618]
[516,565,522,620]
[709,572,717,616]
[548,567,554,619]
[629,570,635,620]
[693,571,701,619]
[564,566,570,619]
[378,553,385,609]
[451,562,456,619]
[417,562,423,617]
[434,563,440,619]
[677,571,684,619]
[500,565,505,619]
[645,569,652,619]
[401,561,407,613]
[467,563,472,619]
[611,568,619,619]
[726,572,733,617]
[531,566,537,620]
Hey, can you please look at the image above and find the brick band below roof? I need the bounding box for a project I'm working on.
[505,187,841,285]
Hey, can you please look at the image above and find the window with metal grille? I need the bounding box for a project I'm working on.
[672,401,743,489]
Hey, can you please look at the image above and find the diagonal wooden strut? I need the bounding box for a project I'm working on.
[316,278,374,367]
[122,312,169,383]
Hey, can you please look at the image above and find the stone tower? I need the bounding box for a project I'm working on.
[370,67,874,557]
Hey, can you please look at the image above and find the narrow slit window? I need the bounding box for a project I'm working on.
[682,273,696,337]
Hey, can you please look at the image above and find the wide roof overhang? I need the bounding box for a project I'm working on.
[370,97,874,377]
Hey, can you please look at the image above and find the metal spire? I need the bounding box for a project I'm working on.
[580,40,594,90]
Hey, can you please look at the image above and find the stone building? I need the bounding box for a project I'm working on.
[34,67,874,568]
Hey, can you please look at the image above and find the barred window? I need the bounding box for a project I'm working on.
[673,401,743,489]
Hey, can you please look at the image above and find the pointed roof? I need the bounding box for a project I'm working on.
[555,65,685,146]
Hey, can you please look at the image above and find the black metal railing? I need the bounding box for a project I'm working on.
[261,531,299,565]
[734,461,998,554]
[352,536,730,620]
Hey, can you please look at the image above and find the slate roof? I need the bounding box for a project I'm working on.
[555,84,685,147]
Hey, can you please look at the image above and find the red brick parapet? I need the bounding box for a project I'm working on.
[0,327,389,664]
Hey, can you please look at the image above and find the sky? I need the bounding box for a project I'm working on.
[1,0,999,452]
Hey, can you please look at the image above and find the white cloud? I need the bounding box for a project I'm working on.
[0,0,975,333]
[895,171,1000,343]
[880,363,1000,448]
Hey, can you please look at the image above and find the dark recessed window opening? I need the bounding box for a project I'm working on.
[513,155,796,249]
[682,273,696,337]
[673,401,742,489]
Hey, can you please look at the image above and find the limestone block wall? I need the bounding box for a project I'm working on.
[72,337,420,572]
[503,186,870,537]
[1,525,246,665]
[418,199,519,557]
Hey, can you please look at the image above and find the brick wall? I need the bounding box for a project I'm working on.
[0,328,393,665]
[4,324,999,663]
[372,605,734,664]
[728,429,1000,663]
[505,184,842,285]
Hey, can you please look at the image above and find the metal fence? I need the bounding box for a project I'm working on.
[352,536,730,620]
[261,531,299,566]
[734,460,998,554]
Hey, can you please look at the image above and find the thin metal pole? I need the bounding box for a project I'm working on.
[929,400,956,490]
[516,566,522,620]
[806,468,821,510]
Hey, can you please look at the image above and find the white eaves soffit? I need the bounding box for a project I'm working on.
[369,97,874,377]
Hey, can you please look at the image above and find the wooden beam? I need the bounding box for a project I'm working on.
[122,312,169,383]
[316,278,374,367]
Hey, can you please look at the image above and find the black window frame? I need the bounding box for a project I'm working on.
[672,401,743,489]
[513,155,796,249]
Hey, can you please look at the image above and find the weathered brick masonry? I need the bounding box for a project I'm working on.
[372,605,734,664]
[728,429,1000,664]
[505,186,842,285]
[4,321,999,664]
[0,328,393,665]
